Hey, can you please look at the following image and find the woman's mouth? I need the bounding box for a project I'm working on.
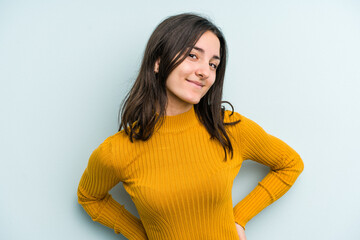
[186,80,203,89]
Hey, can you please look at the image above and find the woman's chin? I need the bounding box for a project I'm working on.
[185,95,204,104]
[186,99,201,105]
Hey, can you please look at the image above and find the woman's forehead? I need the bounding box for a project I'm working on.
[193,31,221,58]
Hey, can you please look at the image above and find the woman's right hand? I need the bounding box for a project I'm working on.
[235,222,247,240]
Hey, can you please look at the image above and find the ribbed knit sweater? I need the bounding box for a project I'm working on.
[77,106,304,239]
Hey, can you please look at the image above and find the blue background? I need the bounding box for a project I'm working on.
[1,0,359,239]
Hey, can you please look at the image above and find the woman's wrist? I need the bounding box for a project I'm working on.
[235,222,245,230]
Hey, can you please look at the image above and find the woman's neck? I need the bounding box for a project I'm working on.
[165,104,193,116]
[156,101,194,116]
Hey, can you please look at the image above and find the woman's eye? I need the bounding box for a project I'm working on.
[210,63,218,69]
[189,53,197,59]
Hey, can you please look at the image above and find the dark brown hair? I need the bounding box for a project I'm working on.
[118,13,240,161]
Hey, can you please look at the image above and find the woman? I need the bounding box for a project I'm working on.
[77,13,304,240]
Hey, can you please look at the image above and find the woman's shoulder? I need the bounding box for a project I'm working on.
[103,129,133,149]
[223,109,260,133]
[98,130,134,166]
[92,131,125,155]
[223,109,245,124]
[223,109,266,128]
[89,130,133,161]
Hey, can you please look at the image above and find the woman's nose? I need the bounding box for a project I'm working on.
[195,62,210,79]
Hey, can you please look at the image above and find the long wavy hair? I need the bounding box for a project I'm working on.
[118,13,240,161]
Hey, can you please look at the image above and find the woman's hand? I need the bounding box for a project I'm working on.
[235,222,247,240]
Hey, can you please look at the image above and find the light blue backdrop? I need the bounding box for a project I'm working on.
[1,0,359,239]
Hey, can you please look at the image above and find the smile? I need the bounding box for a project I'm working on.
[186,80,204,89]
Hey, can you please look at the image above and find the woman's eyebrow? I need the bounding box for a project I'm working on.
[193,46,220,60]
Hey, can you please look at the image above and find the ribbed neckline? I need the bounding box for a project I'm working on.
[156,105,200,133]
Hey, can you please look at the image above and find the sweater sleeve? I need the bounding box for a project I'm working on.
[233,114,304,230]
[77,138,148,240]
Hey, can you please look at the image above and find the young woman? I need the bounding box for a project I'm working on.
[77,13,304,240]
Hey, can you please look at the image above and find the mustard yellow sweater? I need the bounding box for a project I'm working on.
[77,106,304,239]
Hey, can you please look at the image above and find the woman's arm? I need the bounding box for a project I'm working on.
[77,138,148,240]
[233,114,304,230]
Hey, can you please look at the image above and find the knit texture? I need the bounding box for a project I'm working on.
[77,106,304,239]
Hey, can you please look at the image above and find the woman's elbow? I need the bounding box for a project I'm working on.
[296,154,304,175]
[77,186,97,210]
[77,186,101,221]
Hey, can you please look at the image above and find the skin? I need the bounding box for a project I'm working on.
[235,222,247,240]
[155,30,220,116]
[155,30,247,239]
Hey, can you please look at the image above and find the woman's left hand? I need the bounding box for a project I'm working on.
[235,222,247,240]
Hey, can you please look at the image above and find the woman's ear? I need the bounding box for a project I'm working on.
[154,59,160,73]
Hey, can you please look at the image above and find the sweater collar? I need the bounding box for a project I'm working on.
[156,105,200,133]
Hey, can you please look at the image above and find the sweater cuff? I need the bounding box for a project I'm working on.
[233,183,272,229]
[235,221,246,231]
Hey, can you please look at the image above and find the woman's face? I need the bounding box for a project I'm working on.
[157,31,221,115]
